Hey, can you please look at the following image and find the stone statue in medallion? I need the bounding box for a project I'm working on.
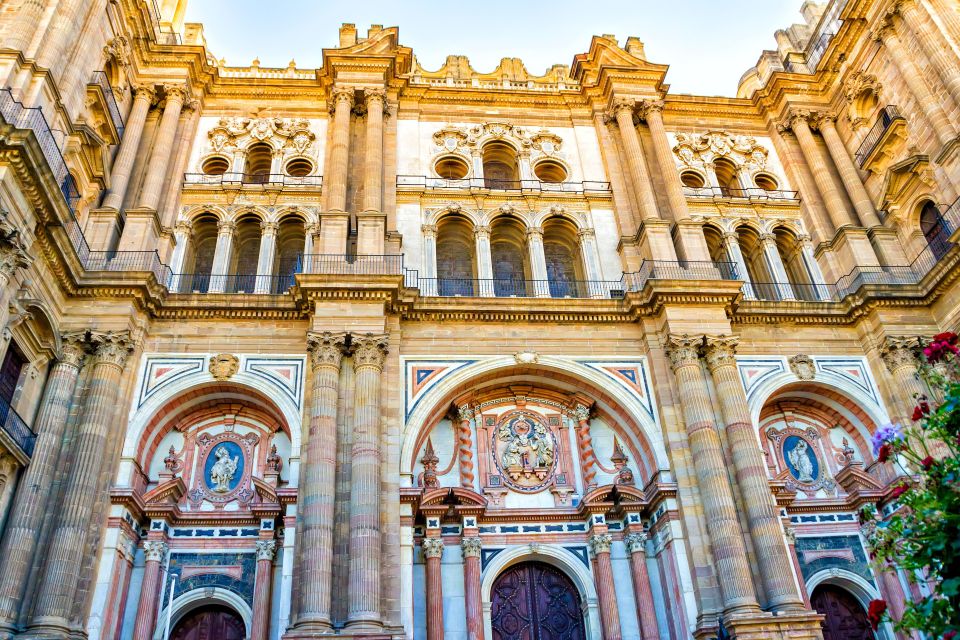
[209,445,239,492]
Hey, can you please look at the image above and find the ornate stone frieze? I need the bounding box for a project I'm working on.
[665,334,703,372]
[672,130,769,170]
[461,537,482,558]
[623,532,648,554]
[703,334,739,371]
[256,540,278,561]
[207,115,316,155]
[422,537,445,559]
[588,533,612,555]
[306,331,347,369]
[789,354,816,380]
[351,333,388,370]
[208,353,239,381]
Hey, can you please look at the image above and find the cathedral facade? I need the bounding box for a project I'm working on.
[0,0,957,638]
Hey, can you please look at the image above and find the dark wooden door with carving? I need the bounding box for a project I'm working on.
[170,605,245,640]
[811,585,876,640]
[491,561,586,640]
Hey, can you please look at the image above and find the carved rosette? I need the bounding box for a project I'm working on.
[143,541,168,563]
[703,335,739,372]
[461,537,482,558]
[352,333,388,371]
[789,354,816,380]
[256,540,278,561]
[666,334,703,372]
[422,537,445,559]
[59,331,90,368]
[90,331,132,368]
[623,532,648,554]
[588,533,613,556]
[880,336,921,373]
[306,331,347,370]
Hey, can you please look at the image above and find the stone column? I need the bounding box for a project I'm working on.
[786,111,857,230]
[158,99,202,228]
[641,100,686,222]
[251,540,277,640]
[877,20,957,147]
[928,0,960,52]
[623,532,660,640]
[573,404,598,491]
[254,222,279,294]
[798,235,832,301]
[423,537,445,640]
[461,537,484,640]
[611,97,660,222]
[815,114,881,228]
[28,332,131,636]
[703,335,806,612]
[899,1,960,118]
[208,221,236,294]
[1,0,44,51]
[421,224,438,296]
[326,87,355,212]
[137,84,187,211]
[589,533,622,640]
[346,334,389,630]
[168,221,192,293]
[722,232,756,299]
[102,85,155,210]
[578,229,605,297]
[290,331,345,633]
[130,541,168,640]
[526,227,551,297]
[665,334,760,615]
[0,333,87,634]
[475,226,495,297]
[457,405,475,488]
[758,233,796,300]
[362,89,386,214]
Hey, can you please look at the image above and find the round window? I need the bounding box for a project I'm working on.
[435,156,470,180]
[202,157,229,175]
[533,160,568,183]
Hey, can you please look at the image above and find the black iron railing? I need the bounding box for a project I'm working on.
[0,394,35,457]
[297,254,405,275]
[89,71,124,139]
[748,281,837,302]
[170,272,296,295]
[417,277,624,299]
[855,106,904,167]
[85,251,172,283]
[624,260,740,292]
[396,175,612,193]
[681,186,800,201]
[184,172,323,187]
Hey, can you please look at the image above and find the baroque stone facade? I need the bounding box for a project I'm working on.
[0,0,957,639]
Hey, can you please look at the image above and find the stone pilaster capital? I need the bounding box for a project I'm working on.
[330,86,355,112]
[474,225,491,239]
[721,231,740,244]
[142,540,168,562]
[609,96,637,119]
[305,222,320,235]
[364,88,387,107]
[306,331,347,370]
[525,226,544,240]
[880,336,922,373]
[784,526,798,545]
[183,98,202,114]
[702,334,740,372]
[0,243,31,280]
[217,220,237,235]
[623,532,648,554]
[665,334,704,372]
[422,537,445,559]
[256,539,278,561]
[781,108,813,132]
[588,533,612,556]
[260,221,279,235]
[638,99,665,121]
[573,403,591,423]
[577,227,596,240]
[461,536,482,558]
[162,83,188,104]
[89,331,133,368]
[174,220,193,237]
[797,233,813,245]
[59,331,91,368]
[758,232,778,246]
[133,83,157,103]
[421,224,438,237]
[351,333,389,371]
[810,111,839,130]
[873,15,898,43]
[458,404,474,422]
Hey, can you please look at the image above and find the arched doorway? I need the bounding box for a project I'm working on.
[490,561,586,640]
[811,584,875,640]
[170,604,245,640]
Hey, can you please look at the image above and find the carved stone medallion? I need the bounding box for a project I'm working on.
[492,410,557,492]
[209,353,239,381]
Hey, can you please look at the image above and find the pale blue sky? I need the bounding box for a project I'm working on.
[184,1,806,97]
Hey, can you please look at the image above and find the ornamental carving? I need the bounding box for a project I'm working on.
[189,431,258,507]
[208,353,239,381]
[90,331,132,368]
[703,335,739,371]
[143,541,168,562]
[880,336,921,373]
[306,331,346,369]
[673,130,769,171]
[623,532,647,554]
[256,540,277,561]
[206,116,316,154]
[461,537,482,557]
[666,334,703,372]
[431,122,565,162]
[610,439,635,486]
[766,426,836,496]
[588,533,612,555]
[422,537,445,559]
[59,331,90,368]
[789,354,816,380]
[0,213,31,278]
[352,333,388,370]
[492,410,557,492]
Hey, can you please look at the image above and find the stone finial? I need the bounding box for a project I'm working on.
[588,533,613,556]
[703,334,740,371]
[665,334,703,372]
[208,353,239,381]
[461,536,482,558]
[143,541,168,562]
[164,446,182,474]
[789,354,816,380]
[351,333,389,370]
[256,539,278,561]
[265,444,283,473]
[306,331,347,369]
[420,438,440,488]
[90,331,133,368]
[610,438,635,486]
[624,532,648,554]
[422,537,445,559]
[880,336,921,373]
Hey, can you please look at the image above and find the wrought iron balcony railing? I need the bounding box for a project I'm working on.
[297,254,405,275]
[0,393,35,458]
[681,186,800,201]
[183,172,323,187]
[89,71,124,139]
[624,260,740,292]
[396,175,612,193]
[170,273,296,295]
[855,106,905,167]
[415,277,625,299]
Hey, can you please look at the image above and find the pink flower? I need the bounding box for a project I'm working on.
[932,331,958,345]
[888,483,910,501]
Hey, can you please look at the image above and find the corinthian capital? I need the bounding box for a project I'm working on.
[0,243,30,280]
[89,331,133,368]
[330,86,355,111]
[588,533,612,556]
[780,108,812,132]
[59,331,91,368]
[306,331,347,369]
[665,334,703,372]
[256,539,278,561]
[703,334,740,372]
[351,333,389,370]
[610,96,637,115]
[422,537,445,559]
[880,336,921,373]
[133,83,157,103]
[143,540,168,562]
[623,532,648,554]
[364,88,387,107]
[461,536,482,558]
[458,404,474,422]
[638,99,665,121]
[162,83,188,103]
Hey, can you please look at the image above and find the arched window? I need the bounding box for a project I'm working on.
[713,158,741,196]
[542,218,584,297]
[274,217,306,293]
[482,142,519,189]
[284,158,313,178]
[436,215,477,296]
[244,144,273,183]
[184,214,219,292]
[230,215,262,293]
[920,200,951,261]
[737,227,776,299]
[702,225,729,264]
[533,160,568,184]
[490,216,529,296]
[754,173,779,192]
[774,227,815,299]
[680,170,706,189]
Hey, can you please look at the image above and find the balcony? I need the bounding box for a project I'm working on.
[414,277,625,299]
[0,394,35,459]
[396,175,611,194]
[298,254,405,275]
[183,172,323,189]
[623,260,740,292]
[855,106,906,169]
[88,71,124,139]
[681,186,799,202]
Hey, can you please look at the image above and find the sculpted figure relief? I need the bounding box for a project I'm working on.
[494,412,557,491]
[209,445,240,493]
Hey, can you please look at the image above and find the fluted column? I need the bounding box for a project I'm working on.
[703,335,806,612]
[137,84,187,210]
[130,541,168,640]
[578,229,605,297]
[346,334,388,630]
[798,235,831,301]
[526,227,551,297]
[928,0,960,53]
[898,1,960,117]
[158,99,201,227]
[877,19,957,147]
[589,534,622,640]
[251,540,277,640]
[326,87,355,212]
[665,334,760,615]
[421,224,438,296]
[168,221,192,293]
[573,404,598,491]
[758,233,795,300]
[786,111,857,230]
[254,222,279,294]
[1,0,44,51]
[208,221,236,293]
[457,405,475,488]
[29,332,131,636]
[815,114,881,228]
[641,100,687,221]
[290,332,345,632]
[102,86,155,211]
[461,537,484,640]
[475,226,495,297]
[362,89,386,213]
[0,333,87,633]
[610,98,659,222]
[722,232,755,299]
[623,532,660,640]
[423,537,445,640]
[880,337,927,423]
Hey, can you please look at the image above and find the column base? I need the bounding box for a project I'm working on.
[829,225,880,271]
[356,211,386,255]
[636,219,679,262]
[84,207,123,252]
[16,617,72,640]
[282,619,336,638]
[116,207,161,253]
[316,212,351,256]
[724,610,824,640]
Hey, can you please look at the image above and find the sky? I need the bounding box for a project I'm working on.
[183,1,806,97]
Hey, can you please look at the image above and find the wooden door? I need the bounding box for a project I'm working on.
[170,605,245,640]
[0,345,25,406]
[811,585,876,640]
[491,561,586,640]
